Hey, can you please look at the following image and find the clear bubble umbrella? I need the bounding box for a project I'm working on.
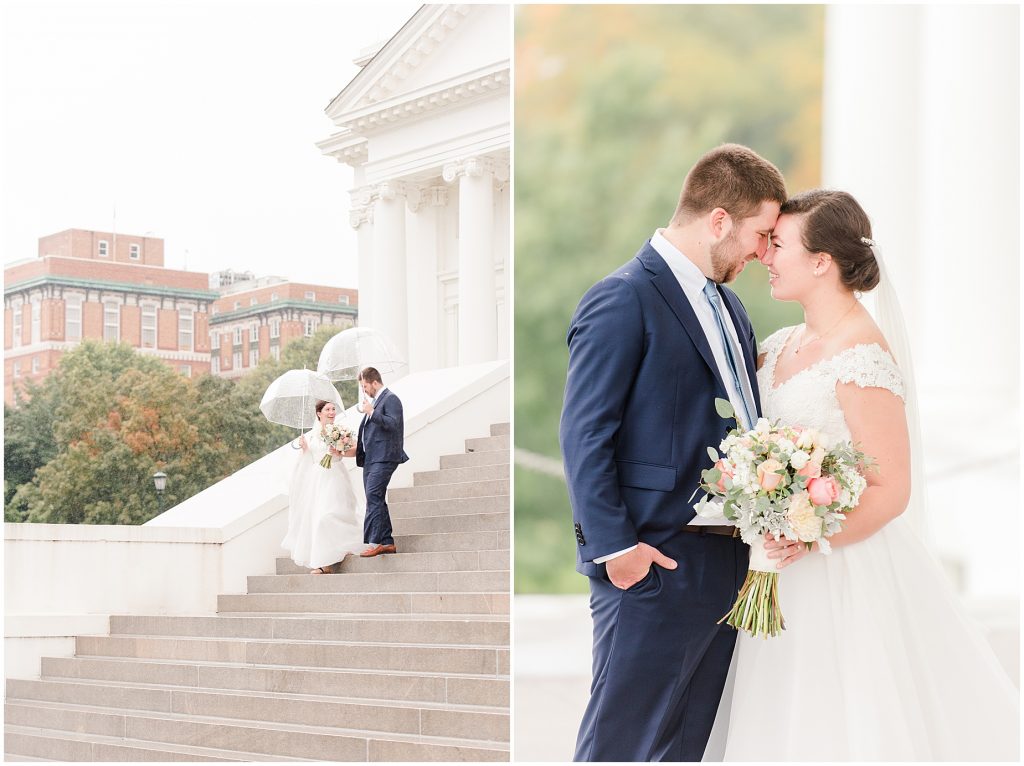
[316,327,407,382]
[259,369,345,429]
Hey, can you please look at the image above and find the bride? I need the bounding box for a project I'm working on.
[708,190,1019,761]
[281,400,366,573]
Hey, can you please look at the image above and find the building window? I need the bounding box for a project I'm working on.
[211,307,219,315]
[250,297,258,306]
[233,301,241,310]
[270,319,280,339]
[103,302,120,342]
[179,365,192,378]
[233,327,242,345]
[249,323,258,342]
[129,244,140,260]
[32,356,40,374]
[178,309,193,351]
[270,345,280,362]
[305,291,315,301]
[211,356,220,374]
[232,350,242,369]
[13,360,21,377]
[65,297,82,341]
[98,240,109,257]
[249,348,258,367]
[338,295,350,305]
[304,319,317,337]
[12,303,22,347]
[30,298,40,343]
[211,332,220,351]
[141,305,157,348]
[271,292,279,302]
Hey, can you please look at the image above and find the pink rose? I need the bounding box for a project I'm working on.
[797,447,825,479]
[756,458,785,492]
[714,459,734,492]
[807,476,841,506]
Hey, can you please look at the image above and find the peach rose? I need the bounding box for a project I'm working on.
[714,459,734,492]
[756,458,785,492]
[807,475,841,506]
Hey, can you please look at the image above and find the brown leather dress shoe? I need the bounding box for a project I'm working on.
[360,544,397,557]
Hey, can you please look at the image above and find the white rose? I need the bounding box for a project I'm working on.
[789,450,811,470]
[796,429,818,450]
[755,418,771,435]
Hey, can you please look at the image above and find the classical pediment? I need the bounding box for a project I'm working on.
[325,4,509,129]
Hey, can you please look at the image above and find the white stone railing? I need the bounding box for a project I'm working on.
[5,360,509,678]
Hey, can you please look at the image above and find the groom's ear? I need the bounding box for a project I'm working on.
[708,207,731,240]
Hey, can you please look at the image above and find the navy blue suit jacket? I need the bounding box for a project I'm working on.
[559,241,762,578]
[356,389,409,467]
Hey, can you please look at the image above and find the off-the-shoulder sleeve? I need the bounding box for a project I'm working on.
[758,326,794,360]
[834,344,906,400]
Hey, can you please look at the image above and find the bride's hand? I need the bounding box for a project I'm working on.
[299,435,308,452]
[341,447,357,458]
[764,532,814,569]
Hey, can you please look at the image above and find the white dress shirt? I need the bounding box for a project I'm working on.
[594,231,757,564]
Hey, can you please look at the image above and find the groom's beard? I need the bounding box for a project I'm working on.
[709,229,745,283]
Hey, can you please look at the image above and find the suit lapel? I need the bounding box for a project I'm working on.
[638,244,727,392]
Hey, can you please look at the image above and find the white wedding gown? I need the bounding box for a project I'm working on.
[281,425,366,569]
[707,327,1019,761]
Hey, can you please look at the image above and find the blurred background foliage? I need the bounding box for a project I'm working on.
[514,4,824,593]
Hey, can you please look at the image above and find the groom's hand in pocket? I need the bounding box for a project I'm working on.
[606,542,677,590]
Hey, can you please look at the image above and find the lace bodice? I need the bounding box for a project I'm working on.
[757,326,905,443]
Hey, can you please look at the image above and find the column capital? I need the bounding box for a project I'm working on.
[442,156,497,183]
[349,206,374,230]
[350,185,379,208]
[375,180,408,202]
[406,184,450,213]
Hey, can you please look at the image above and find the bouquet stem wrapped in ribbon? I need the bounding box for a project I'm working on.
[695,399,874,639]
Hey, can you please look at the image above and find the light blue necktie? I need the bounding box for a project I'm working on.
[702,278,757,430]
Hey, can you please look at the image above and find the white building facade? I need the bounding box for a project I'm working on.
[318,4,511,374]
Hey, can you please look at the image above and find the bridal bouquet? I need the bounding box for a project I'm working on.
[319,423,354,469]
[694,399,873,638]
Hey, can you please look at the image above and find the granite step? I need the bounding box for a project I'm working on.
[217,591,510,616]
[412,463,508,486]
[396,511,509,536]
[390,495,509,519]
[490,423,510,436]
[439,450,509,469]
[246,570,509,595]
[4,701,509,761]
[110,614,509,646]
[6,678,509,742]
[41,656,509,707]
[276,549,509,575]
[75,635,509,675]
[389,479,509,502]
[464,435,509,453]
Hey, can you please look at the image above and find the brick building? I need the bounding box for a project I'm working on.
[209,277,358,378]
[4,229,360,402]
[4,230,217,404]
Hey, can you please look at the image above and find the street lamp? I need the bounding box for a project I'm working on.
[153,471,167,513]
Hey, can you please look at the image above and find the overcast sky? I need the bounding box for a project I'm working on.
[1,0,421,289]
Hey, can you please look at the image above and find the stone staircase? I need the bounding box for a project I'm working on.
[4,423,511,762]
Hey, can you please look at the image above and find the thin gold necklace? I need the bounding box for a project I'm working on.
[794,301,859,355]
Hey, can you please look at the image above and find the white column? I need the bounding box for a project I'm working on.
[406,184,447,372]
[371,181,409,364]
[348,187,376,331]
[444,157,498,365]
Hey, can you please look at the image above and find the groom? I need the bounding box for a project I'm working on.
[355,367,408,557]
[560,144,786,761]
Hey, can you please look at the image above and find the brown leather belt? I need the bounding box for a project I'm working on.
[682,525,741,538]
